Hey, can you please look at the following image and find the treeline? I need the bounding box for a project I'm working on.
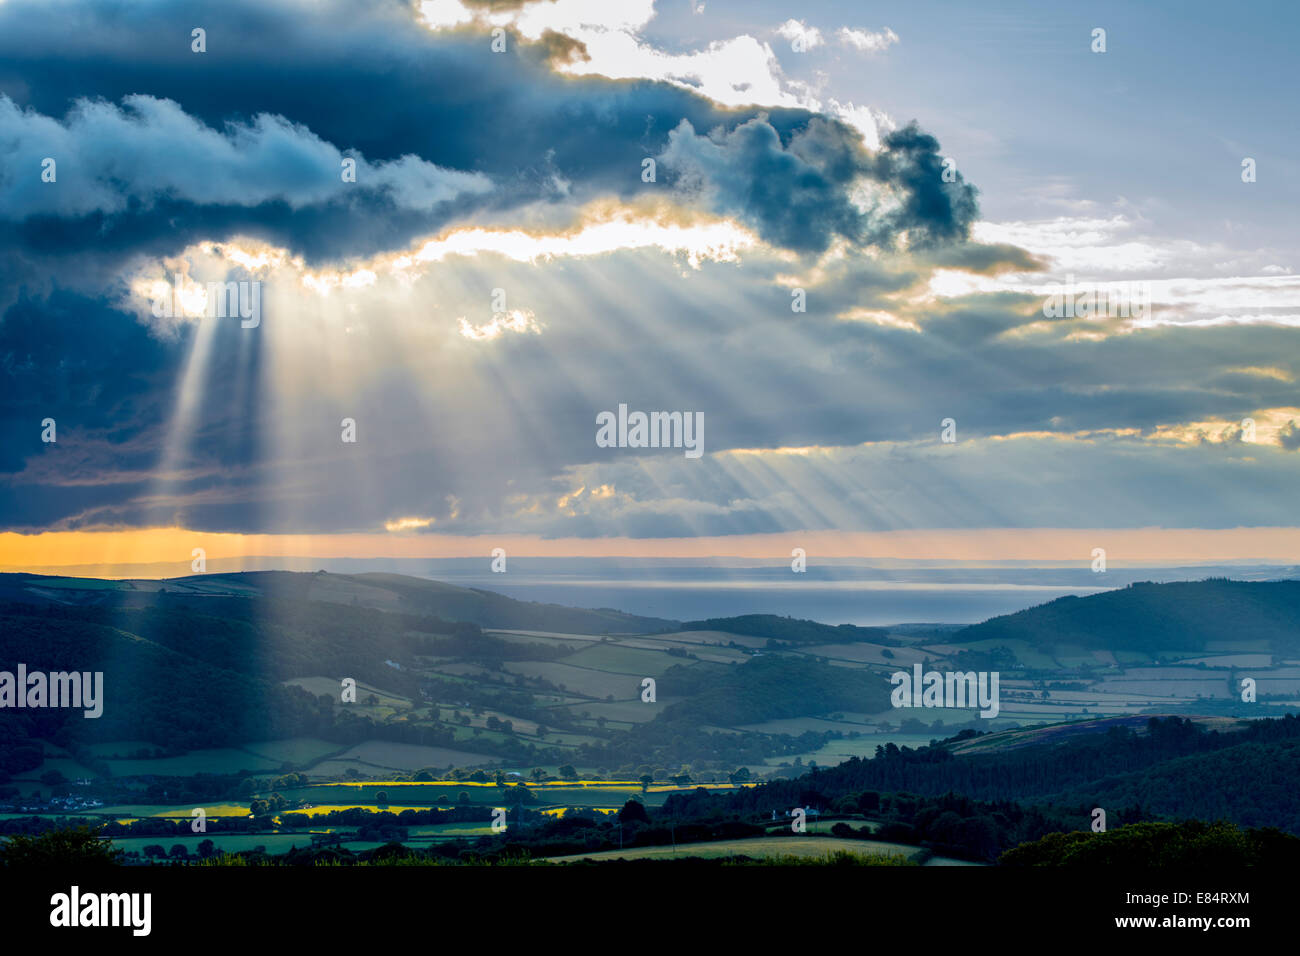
[660,785,1101,863]
[261,805,764,866]
[1002,820,1300,866]
[679,614,891,645]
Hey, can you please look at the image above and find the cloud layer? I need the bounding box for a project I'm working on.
[0,0,1294,551]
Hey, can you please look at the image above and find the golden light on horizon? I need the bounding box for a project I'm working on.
[1,525,1298,578]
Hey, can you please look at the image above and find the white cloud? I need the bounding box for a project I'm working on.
[415,0,877,118]
[826,98,894,151]
[776,19,823,51]
[838,27,899,53]
[458,309,543,341]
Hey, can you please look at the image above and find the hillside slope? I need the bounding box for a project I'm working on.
[0,571,677,635]
[951,578,1300,654]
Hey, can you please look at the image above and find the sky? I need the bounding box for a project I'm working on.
[1,0,1297,572]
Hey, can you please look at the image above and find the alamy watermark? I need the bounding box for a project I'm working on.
[0,665,103,718]
[1042,275,1150,321]
[890,664,999,718]
[596,404,704,458]
[50,886,149,935]
[150,272,262,328]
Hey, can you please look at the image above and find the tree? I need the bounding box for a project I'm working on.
[530,768,547,784]
[39,770,67,787]
[197,839,216,858]
[618,799,650,826]
[558,765,579,781]
[168,844,188,859]
[638,774,654,793]
[505,784,533,806]
[0,826,122,867]
[728,767,751,786]
[143,844,166,859]
[376,791,389,806]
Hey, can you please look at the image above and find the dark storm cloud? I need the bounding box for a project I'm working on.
[0,289,174,520]
[659,116,980,255]
[0,287,273,530]
[1279,421,1300,452]
[868,123,980,249]
[0,0,974,268]
[922,241,1046,274]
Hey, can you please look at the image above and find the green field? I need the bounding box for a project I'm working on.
[546,835,980,864]
[23,577,126,590]
[561,644,683,676]
[108,834,387,856]
[958,638,1058,669]
[81,741,162,759]
[243,738,343,765]
[762,733,942,767]
[501,661,639,699]
[317,740,493,772]
[12,755,100,783]
[554,698,669,724]
[104,748,283,777]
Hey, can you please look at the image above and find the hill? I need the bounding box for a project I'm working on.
[951,578,1300,655]
[0,571,677,635]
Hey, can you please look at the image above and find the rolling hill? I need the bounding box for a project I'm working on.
[950,578,1300,654]
[0,570,677,635]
